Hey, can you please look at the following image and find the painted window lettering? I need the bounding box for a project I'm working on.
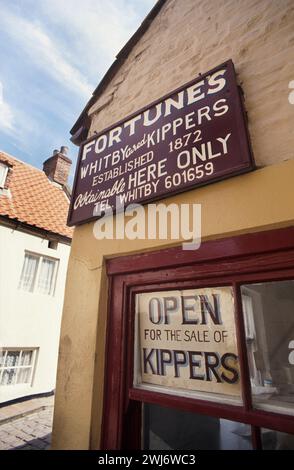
[143,348,239,384]
[135,288,241,398]
[148,294,223,325]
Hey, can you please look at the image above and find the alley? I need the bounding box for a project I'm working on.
[0,399,53,450]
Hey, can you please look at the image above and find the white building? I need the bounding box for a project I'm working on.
[0,147,72,403]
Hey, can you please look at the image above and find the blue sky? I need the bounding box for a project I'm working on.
[0,0,155,181]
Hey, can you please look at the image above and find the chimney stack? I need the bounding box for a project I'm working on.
[43,146,72,186]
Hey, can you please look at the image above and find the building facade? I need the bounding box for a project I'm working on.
[0,148,72,403]
[52,0,294,450]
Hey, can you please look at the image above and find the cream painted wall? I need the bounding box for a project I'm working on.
[0,224,70,403]
[52,0,294,449]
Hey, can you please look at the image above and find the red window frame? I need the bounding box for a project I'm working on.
[101,227,294,450]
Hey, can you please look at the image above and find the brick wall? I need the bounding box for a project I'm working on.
[88,0,294,168]
[43,153,71,186]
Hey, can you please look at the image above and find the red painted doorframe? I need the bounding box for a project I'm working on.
[101,227,294,450]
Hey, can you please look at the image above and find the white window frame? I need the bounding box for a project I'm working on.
[0,162,8,188]
[0,348,38,387]
[18,251,59,296]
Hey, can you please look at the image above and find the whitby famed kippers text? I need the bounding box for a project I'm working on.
[68,60,254,226]
[134,287,241,398]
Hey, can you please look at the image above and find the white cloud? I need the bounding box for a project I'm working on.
[0,81,14,133]
[0,1,155,101]
[0,0,155,159]
[0,9,95,100]
[35,0,155,77]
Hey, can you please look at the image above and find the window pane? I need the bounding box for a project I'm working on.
[5,351,20,367]
[18,254,39,292]
[0,350,5,367]
[1,369,17,385]
[261,428,294,450]
[241,280,294,415]
[143,403,252,450]
[134,288,242,405]
[0,349,36,386]
[37,258,56,295]
[20,350,33,366]
[16,367,32,384]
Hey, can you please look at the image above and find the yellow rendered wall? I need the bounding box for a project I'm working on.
[52,160,294,449]
[52,0,294,450]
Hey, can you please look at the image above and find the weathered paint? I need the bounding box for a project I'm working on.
[52,0,294,450]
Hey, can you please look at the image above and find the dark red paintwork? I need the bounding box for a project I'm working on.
[99,227,294,450]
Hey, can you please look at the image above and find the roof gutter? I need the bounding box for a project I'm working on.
[0,215,72,245]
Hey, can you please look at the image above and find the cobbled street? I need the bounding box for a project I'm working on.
[0,407,52,450]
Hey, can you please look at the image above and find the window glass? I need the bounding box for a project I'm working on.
[143,403,252,450]
[0,349,36,386]
[241,280,294,415]
[1,369,16,385]
[16,367,32,384]
[0,351,4,367]
[18,254,39,292]
[18,253,58,295]
[134,288,242,405]
[37,258,56,295]
[5,351,20,367]
[20,350,33,366]
[261,428,294,450]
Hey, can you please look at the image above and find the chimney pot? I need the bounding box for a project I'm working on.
[60,146,68,156]
[43,146,72,186]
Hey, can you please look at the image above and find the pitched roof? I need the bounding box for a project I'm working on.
[0,151,73,239]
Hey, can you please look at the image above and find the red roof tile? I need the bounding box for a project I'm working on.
[0,151,73,239]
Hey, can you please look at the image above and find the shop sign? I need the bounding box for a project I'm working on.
[134,287,241,397]
[68,60,254,226]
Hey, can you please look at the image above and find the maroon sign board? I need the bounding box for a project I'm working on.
[68,60,254,226]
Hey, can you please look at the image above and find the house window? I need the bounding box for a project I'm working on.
[0,162,8,188]
[37,257,57,294]
[18,252,59,295]
[0,349,38,386]
[18,253,39,292]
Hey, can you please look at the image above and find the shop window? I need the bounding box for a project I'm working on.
[143,403,252,450]
[102,228,294,450]
[241,280,294,416]
[261,428,294,450]
[0,349,38,386]
[18,252,59,295]
[134,287,242,406]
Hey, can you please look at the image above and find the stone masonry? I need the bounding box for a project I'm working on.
[89,0,294,169]
[0,408,52,450]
